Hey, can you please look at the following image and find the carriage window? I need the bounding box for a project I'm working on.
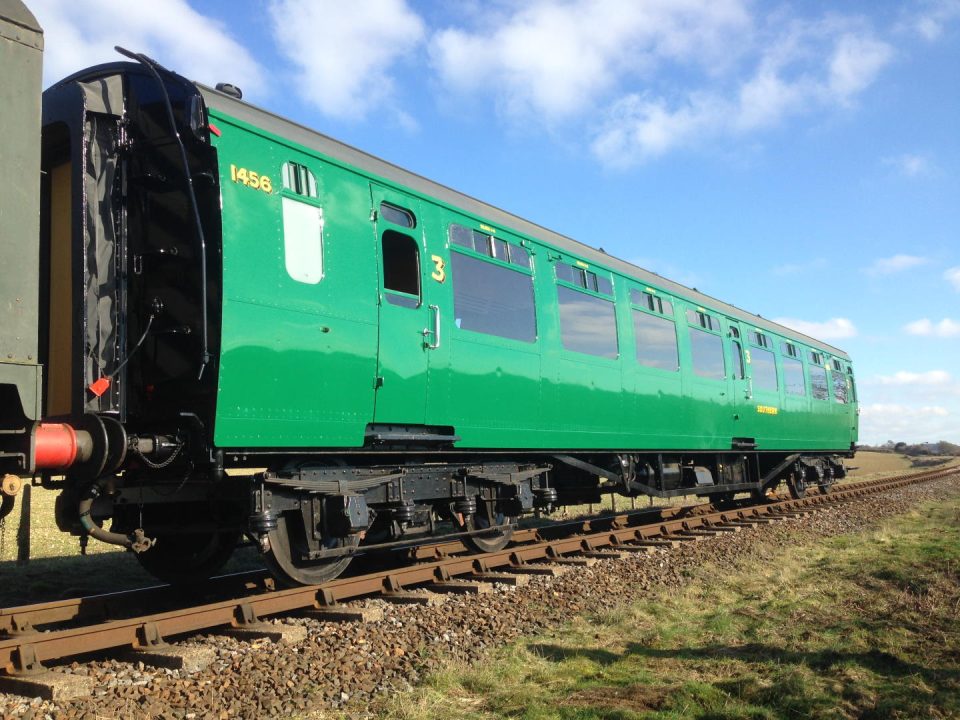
[509,244,531,268]
[781,342,798,358]
[451,252,536,342]
[847,366,857,402]
[833,370,848,403]
[810,351,823,365]
[380,202,415,228]
[449,223,530,268]
[810,364,829,400]
[751,346,778,391]
[381,230,420,307]
[783,356,805,396]
[750,331,769,348]
[558,286,618,358]
[449,224,473,249]
[282,197,323,284]
[633,310,679,371]
[632,289,673,316]
[557,261,613,297]
[686,309,717,331]
[282,162,318,198]
[689,327,725,379]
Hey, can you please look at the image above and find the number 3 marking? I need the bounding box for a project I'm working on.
[431,255,446,283]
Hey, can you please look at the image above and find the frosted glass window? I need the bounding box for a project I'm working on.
[282,197,323,284]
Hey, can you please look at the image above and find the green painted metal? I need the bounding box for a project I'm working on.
[207,108,857,454]
[369,182,431,425]
[212,114,378,447]
[0,0,43,420]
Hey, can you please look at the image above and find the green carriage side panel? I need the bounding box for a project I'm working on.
[210,111,378,447]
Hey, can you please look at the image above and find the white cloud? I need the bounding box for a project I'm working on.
[269,0,425,119]
[591,22,892,166]
[429,3,894,166]
[859,403,953,445]
[945,267,960,291]
[873,370,954,386]
[32,0,265,96]
[858,363,960,444]
[905,0,960,42]
[863,254,928,276]
[430,0,751,123]
[827,33,894,100]
[883,153,933,178]
[772,317,857,340]
[904,318,960,338]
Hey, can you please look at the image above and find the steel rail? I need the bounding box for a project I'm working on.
[0,495,722,633]
[1,466,955,675]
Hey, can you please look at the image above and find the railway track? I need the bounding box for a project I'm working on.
[0,465,956,700]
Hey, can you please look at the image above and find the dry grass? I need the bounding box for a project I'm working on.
[846,450,959,479]
[372,490,960,720]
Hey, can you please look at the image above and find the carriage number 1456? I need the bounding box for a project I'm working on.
[230,164,273,193]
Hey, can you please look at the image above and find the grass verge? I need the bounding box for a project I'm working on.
[373,490,960,719]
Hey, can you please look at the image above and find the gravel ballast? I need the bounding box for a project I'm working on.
[2,474,958,720]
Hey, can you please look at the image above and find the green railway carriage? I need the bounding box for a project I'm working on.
[0,49,857,586]
[205,87,857,455]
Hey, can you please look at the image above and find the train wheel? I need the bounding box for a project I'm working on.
[461,509,516,554]
[263,512,358,586]
[136,531,238,585]
[787,473,807,499]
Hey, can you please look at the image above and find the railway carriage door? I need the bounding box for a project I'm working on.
[683,307,733,445]
[370,184,435,424]
[725,321,755,446]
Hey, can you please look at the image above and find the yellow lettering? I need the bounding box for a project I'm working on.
[230,165,273,194]
[431,255,446,283]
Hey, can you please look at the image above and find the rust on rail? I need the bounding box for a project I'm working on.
[0,466,955,676]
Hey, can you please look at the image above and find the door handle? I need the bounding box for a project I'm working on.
[745,378,753,400]
[423,304,440,349]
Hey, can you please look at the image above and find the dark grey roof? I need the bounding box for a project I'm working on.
[198,83,850,360]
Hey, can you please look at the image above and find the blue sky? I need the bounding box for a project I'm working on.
[32,0,960,444]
